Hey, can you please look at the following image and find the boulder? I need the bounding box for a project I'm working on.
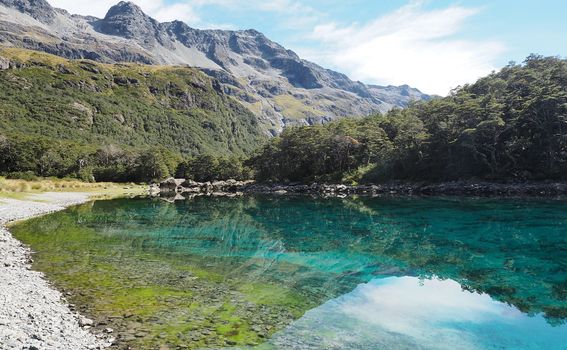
[159,178,185,193]
[211,181,227,191]
[181,187,202,194]
[148,183,160,195]
[180,179,200,188]
[78,316,94,327]
[0,56,10,70]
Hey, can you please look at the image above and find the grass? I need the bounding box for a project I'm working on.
[273,94,326,120]
[0,176,147,200]
[0,47,69,65]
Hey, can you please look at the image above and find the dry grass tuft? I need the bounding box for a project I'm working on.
[0,177,147,199]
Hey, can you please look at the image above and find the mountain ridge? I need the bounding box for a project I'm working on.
[0,0,430,134]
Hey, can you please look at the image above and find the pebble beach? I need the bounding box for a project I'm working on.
[0,193,111,350]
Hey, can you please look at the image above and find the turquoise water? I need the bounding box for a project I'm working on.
[11,195,567,349]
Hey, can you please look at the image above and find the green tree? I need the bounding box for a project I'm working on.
[134,151,171,182]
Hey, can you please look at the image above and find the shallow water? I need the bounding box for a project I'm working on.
[10,196,567,349]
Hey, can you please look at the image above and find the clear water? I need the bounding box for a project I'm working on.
[10,196,567,349]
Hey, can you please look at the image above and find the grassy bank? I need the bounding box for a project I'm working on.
[0,177,147,200]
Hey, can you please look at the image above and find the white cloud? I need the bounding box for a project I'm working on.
[302,1,505,95]
[48,0,201,26]
[269,276,543,349]
[152,3,200,24]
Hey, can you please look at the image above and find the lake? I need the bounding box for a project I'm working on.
[10,195,567,349]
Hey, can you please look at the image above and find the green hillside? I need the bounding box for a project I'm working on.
[0,48,265,181]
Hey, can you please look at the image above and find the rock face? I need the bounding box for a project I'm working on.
[0,0,430,134]
[98,2,158,40]
[0,0,55,23]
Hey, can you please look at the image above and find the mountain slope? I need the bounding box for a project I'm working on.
[0,0,430,134]
[0,48,264,157]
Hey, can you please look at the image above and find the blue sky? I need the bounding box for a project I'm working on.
[49,0,567,95]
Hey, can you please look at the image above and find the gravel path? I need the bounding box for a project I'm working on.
[0,193,111,350]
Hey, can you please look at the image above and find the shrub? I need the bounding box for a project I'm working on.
[6,171,39,181]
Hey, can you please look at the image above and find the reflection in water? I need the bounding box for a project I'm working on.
[10,196,567,349]
[268,277,567,350]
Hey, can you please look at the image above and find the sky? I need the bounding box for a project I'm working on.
[48,0,567,95]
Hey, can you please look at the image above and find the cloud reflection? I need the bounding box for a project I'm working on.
[266,277,567,350]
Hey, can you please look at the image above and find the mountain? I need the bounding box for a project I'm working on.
[0,0,430,135]
[0,48,264,161]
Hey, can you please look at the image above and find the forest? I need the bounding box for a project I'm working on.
[1,54,566,184]
[249,55,567,183]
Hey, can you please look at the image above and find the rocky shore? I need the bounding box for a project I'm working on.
[0,193,110,350]
[246,181,567,196]
[155,178,567,198]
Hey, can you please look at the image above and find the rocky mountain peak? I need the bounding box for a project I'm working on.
[0,0,55,23]
[98,1,163,46]
[104,1,144,20]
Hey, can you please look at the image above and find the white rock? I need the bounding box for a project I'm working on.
[79,317,94,327]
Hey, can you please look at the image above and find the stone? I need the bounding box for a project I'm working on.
[78,316,94,327]
[159,178,186,194]
[0,56,10,70]
[123,335,137,342]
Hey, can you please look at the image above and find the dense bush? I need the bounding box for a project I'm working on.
[5,171,39,181]
[0,134,183,183]
[176,155,252,182]
[0,132,251,183]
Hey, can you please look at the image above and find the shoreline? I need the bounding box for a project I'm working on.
[244,181,567,197]
[0,192,111,350]
[157,179,567,198]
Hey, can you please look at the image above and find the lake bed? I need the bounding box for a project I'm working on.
[10,195,567,349]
